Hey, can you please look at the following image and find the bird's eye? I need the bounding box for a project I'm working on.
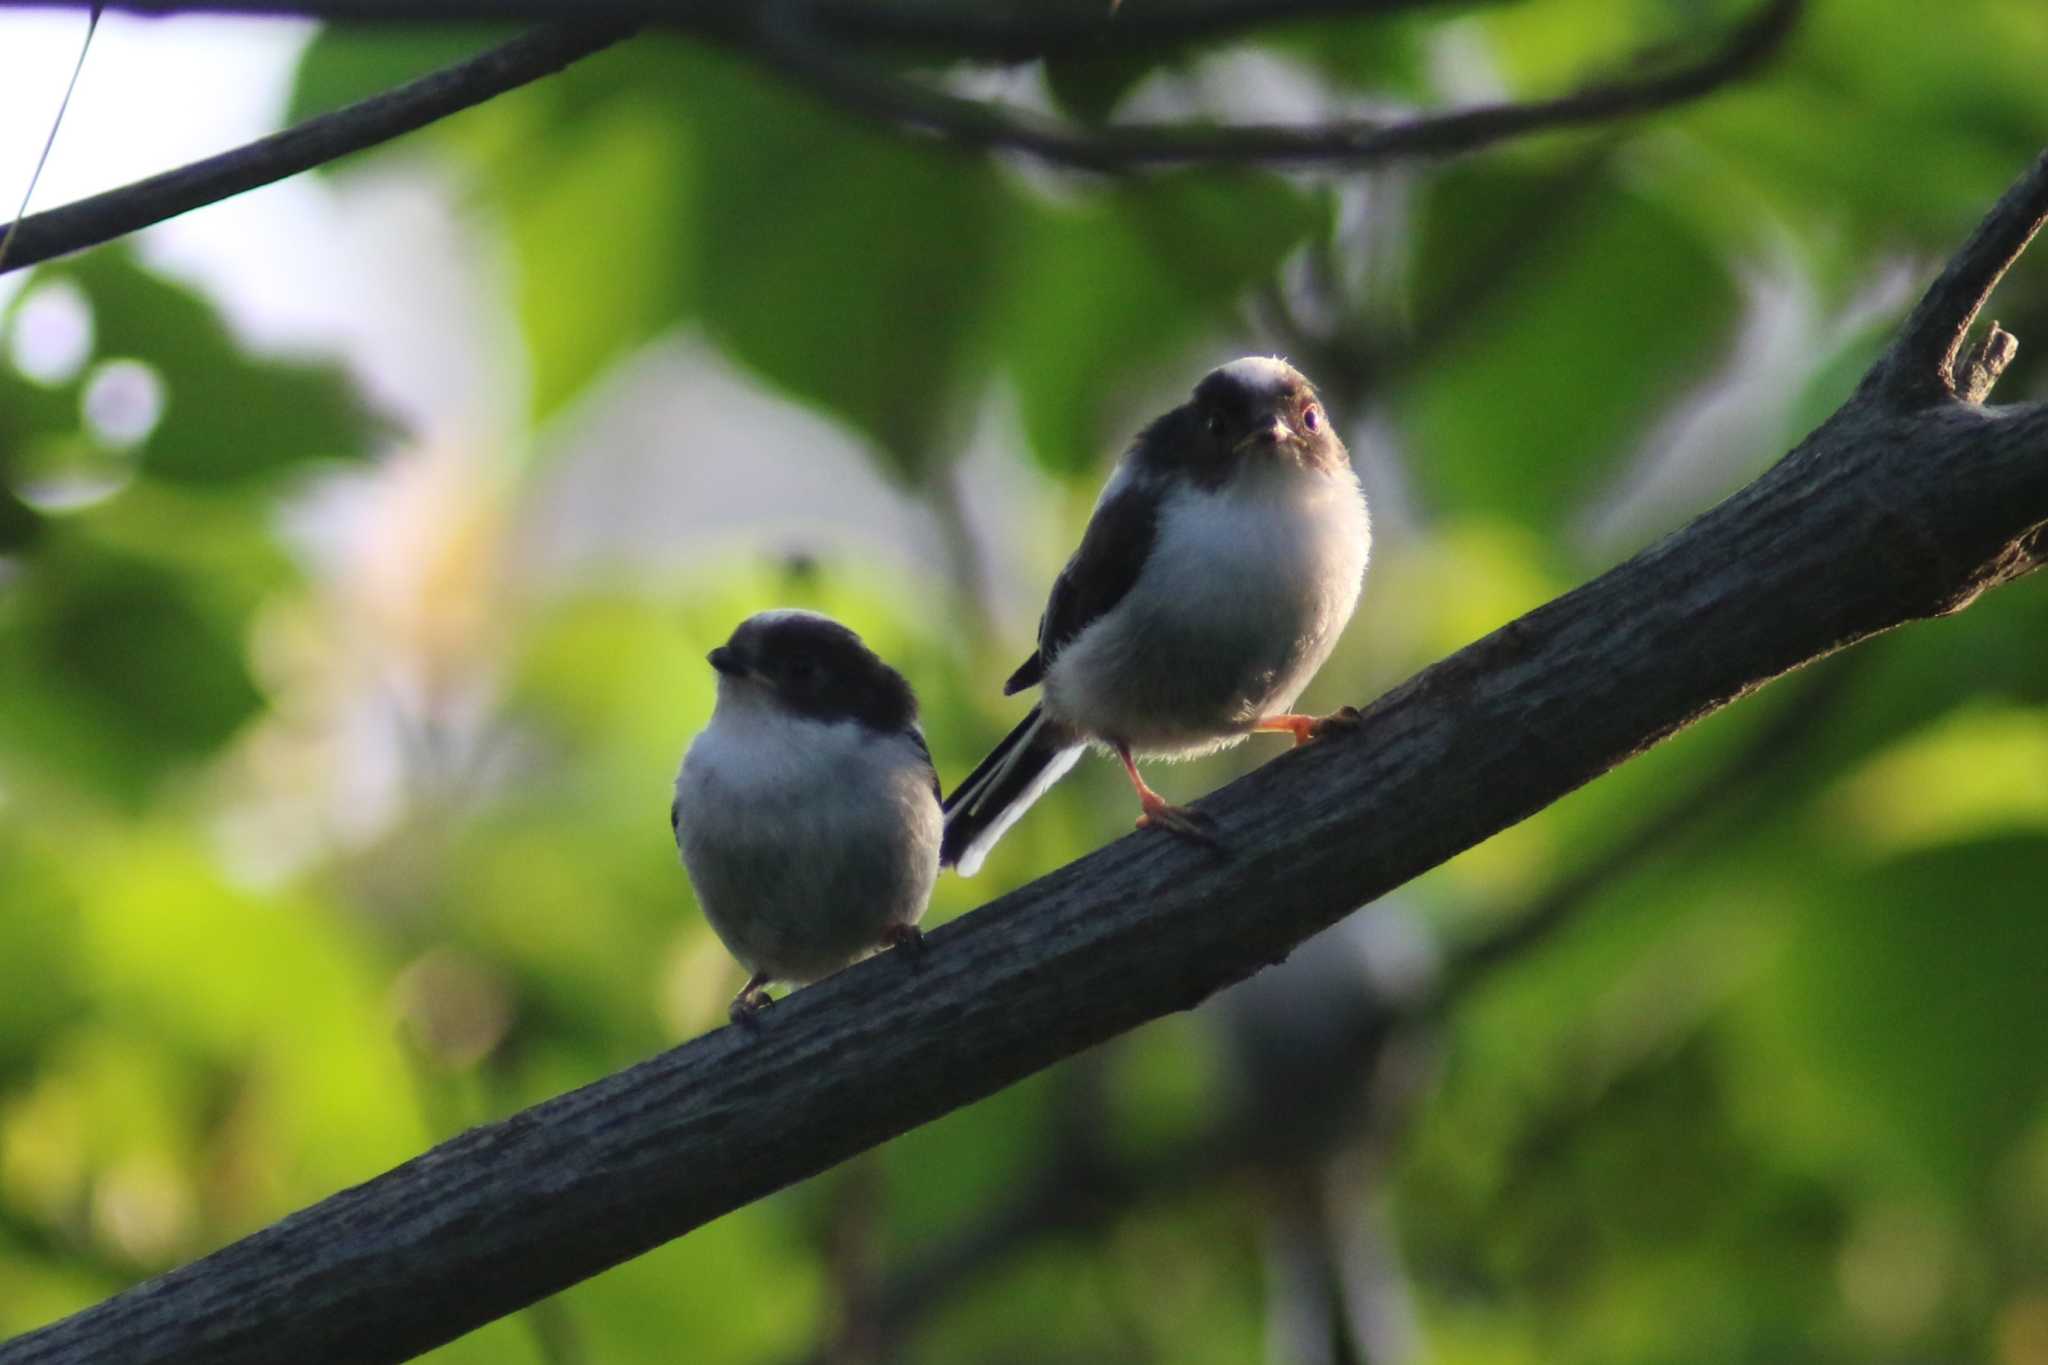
[1301,403,1321,433]
[1205,410,1227,438]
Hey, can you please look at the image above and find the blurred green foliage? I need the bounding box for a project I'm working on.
[3,1,2047,1362]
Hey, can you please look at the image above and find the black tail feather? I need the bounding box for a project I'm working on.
[941,706,1082,874]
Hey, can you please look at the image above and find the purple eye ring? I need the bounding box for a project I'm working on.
[1301,403,1320,432]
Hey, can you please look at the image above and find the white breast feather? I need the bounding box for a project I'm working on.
[674,685,940,983]
[1044,461,1369,756]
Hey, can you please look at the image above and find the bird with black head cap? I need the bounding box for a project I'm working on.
[942,356,1370,875]
[673,610,941,1021]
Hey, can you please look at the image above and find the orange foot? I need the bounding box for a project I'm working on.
[1255,706,1363,748]
[1135,789,1223,847]
[1115,741,1223,850]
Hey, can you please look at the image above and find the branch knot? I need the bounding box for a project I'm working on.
[1952,323,2020,404]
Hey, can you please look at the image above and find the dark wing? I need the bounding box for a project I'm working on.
[1001,473,1160,696]
[1002,640,1047,694]
[669,796,680,837]
[908,726,943,802]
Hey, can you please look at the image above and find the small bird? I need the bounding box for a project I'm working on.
[942,356,1370,876]
[673,610,942,1021]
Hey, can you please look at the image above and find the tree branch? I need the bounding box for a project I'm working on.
[1953,323,2021,404]
[3,147,2045,1365]
[0,21,636,275]
[0,0,1783,274]
[1432,651,1860,1008]
[785,652,1865,1363]
[1,0,1475,61]
[744,0,1804,171]
[1864,149,2048,407]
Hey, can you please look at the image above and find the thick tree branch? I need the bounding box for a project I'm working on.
[787,653,1864,1363]
[0,21,635,275]
[1432,653,1859,1007]
[3,0,1471,61]
[747,0,1803,171]
[3,148,2045,1365]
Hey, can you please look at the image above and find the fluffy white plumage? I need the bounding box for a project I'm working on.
[1043,455,1369,757]
[942,356,1371,876]
[674,616,940,996]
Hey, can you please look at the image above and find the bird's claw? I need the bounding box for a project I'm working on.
[1305,705,1363,744]
[1136,800,1225,852]
[881,922,927,958]
[729,974,774,1026]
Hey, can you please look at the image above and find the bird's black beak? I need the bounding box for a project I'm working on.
[708,645,743,677]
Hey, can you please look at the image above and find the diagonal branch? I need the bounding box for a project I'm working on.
[0,0,1783,274]
[3,0,1480,61]
[1432,652,1860,1008]
[786,652,1866,1364]
[3,146,2046,1365]
[744,0,1804,171]
[0,21,636,275]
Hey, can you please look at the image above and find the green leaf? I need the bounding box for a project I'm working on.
[0,346,83,446]
[675,48,1009,481]
[0,318,88,548]
[0,548,264,800]
[499,89,697,420]
[1683,0,2047,260]
[1398,163,1741,527]
[75,838,433,1195]
[29,249,378,485]
[1738,588,2048,820]
[997,171,1323,476]
[1759,835,2048,1198]
[1267,5,1435,97]
[1041,49,1162,125]
[0,485,41,551]
[0,840,85,1080]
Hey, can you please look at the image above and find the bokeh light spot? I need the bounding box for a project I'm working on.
[7,279,94,385]
[82,357,167,449]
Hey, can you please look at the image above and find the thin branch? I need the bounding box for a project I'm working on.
[745,0,1804,171]
[786,0,1472,60]
[1865,149,2048,408]
[0,0,1777,275]
[3,147,2046,1365]
[2,0,1478,61]
[0,21,636,275]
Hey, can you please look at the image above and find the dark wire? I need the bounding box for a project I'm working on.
[0,5,103,277]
